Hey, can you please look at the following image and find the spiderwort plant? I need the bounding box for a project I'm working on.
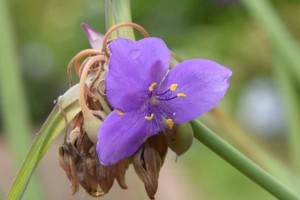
[59,22,231,199]
[7,1,300,199]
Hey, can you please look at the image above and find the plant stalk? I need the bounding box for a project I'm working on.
[105,0,135,40]
[191,120,299,200]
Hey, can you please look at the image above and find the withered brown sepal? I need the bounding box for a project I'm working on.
[59,130,129,197]
[132,132,168,199]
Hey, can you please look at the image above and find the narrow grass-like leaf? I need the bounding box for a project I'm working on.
[190,120,300,200]
[6,84,82,200]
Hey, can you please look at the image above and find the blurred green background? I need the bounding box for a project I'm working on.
[1,0,300,199]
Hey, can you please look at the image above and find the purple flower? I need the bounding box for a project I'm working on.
[82,23,104,49]
[97,37,232,165]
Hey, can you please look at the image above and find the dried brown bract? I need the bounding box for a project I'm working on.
[133,132,168,199]
[59,129,130,197]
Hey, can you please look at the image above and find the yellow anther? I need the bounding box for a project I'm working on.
[145,113,154,120]
[116,109,124,116]
[169,84,178,91]
[149,82,157,91]
[177,93,187,98]
[166,118,174,129]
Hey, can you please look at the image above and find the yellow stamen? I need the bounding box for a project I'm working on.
[169,84,178,91]
[145,113,154,120]
[166,118,174,129]
[116,109,124,116]
[177,93,187,97]
[149,82,157,91]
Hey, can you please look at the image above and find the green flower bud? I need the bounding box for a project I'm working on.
[168,122,194,156]
[83,112,103,143]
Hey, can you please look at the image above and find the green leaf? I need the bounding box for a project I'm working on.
[6,84,82,200]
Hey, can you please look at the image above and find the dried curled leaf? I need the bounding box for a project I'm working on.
[96,158,130,192]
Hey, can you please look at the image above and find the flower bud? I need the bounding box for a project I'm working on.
[83,114,102,144]
[168,122,194,156]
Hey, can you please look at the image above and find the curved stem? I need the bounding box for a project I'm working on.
[102,22,149,55]
[78,55,104,115]
[190,120,300,200]
[68,49,102,86]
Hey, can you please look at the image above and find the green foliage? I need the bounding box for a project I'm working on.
[6,84,82,199]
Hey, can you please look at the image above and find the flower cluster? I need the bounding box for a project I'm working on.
[59,23,231,199]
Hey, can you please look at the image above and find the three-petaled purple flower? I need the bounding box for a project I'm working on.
[96,37,232,165]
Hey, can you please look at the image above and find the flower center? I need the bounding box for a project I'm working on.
[148,82,186,103]
[149,96,160,105]
[145,82,187,129]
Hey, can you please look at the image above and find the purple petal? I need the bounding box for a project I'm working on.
[97,109,161,165]
[106,37,170,112]
[159,59,232,123]
[82,23,104,49]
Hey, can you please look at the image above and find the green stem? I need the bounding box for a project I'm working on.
[190,120,299,200]
[105,0,135,40]
[209,108,300,190]
[0,1,43,199]
[241,0,300,85]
